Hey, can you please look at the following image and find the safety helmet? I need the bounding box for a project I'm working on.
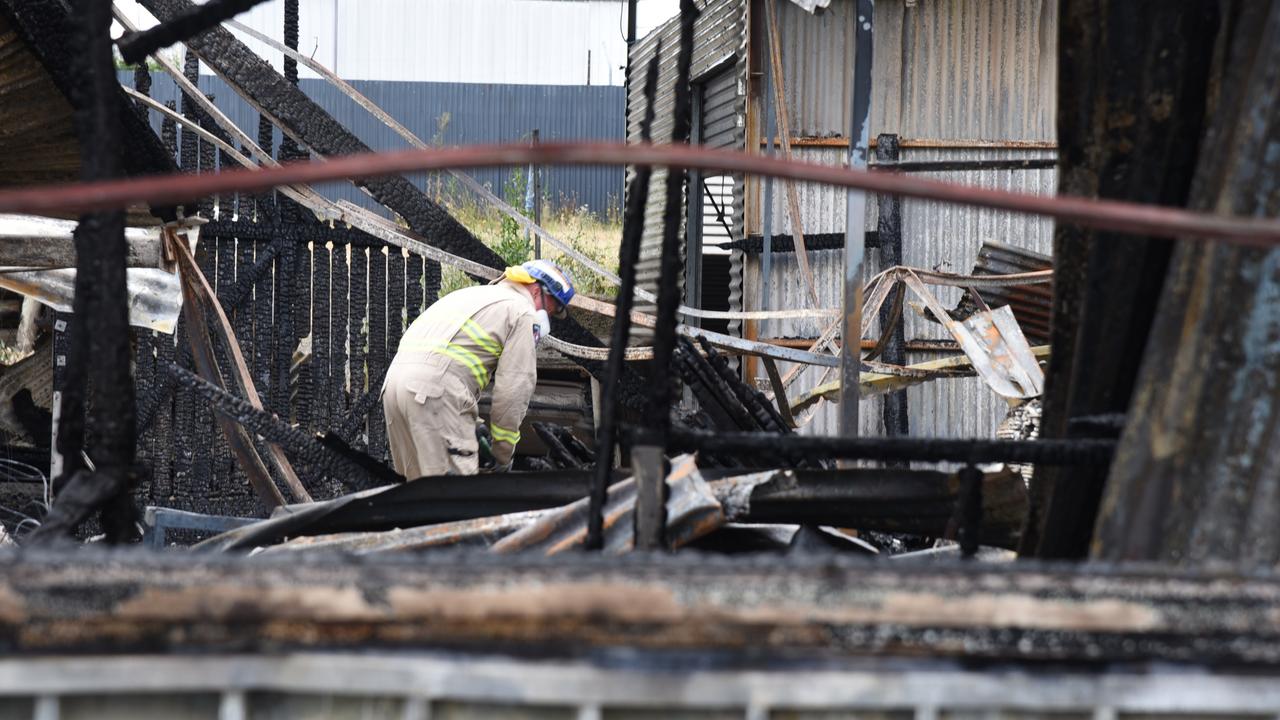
[504,260,575,316]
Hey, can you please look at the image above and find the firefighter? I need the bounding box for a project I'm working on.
[382,259,575,478]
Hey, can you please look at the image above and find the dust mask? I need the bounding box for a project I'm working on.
[532,309,551,345]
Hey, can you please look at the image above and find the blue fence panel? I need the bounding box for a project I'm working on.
[124,72,624,217]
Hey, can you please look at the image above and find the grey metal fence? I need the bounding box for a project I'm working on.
[123,71,625,217]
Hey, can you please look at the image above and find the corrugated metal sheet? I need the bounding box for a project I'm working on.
[128,72,624,215]
[871,0,1058,141]
[628,0,747,301]
[768,0,1058,141]
[701,65,740,150]
[181,0,630,86]
[774,0,858,137]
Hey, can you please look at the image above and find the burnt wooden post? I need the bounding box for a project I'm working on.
[33,0,139,543]
[875,133,908,439]
[1093,2,1280,567]
[586,56,659,550]
[634,0,699,552]
[1024,0,1223,558]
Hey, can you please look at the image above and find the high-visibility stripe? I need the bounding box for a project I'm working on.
[491,424,521,445]
[460,318,502,356]
[431,343,489,387]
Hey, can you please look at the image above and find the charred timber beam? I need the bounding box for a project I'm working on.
[663,429,1115,466]
[204,466,1023,550]
[29,0,139,545]
[876,134,908,440]
[871,158,1058,173]
[117,0,273,64]
[634,0,698,551]
[5,551,1280,665]
[587,55,660,550]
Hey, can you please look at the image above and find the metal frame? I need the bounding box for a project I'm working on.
[5,654,1280,719]
[839,0,875,439]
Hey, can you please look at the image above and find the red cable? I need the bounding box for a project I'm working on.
[0,142,1276,246]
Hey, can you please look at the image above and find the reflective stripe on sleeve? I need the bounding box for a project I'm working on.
[490,424,521,445]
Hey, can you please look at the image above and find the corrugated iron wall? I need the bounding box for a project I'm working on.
[744,0,1058,438]
[775,0,856,137]
[128,72,625,216]
[872,0,1058,142]
[626,0,748,301]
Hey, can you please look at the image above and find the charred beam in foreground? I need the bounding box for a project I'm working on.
[198,466,1025,551]
[1093,2,1280,567]
[587,55,660,550]
[4,550,1280,666]
[1025,0,1220,559]
[31,0,139,545]
[117,0,273,64]
[663,429,1115,467]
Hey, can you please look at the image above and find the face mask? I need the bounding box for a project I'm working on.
[532,309,551,345]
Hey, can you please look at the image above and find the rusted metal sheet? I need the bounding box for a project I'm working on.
[900,274,1044,400]
[970,241,1054,345]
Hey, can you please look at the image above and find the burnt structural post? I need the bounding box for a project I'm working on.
[875,133,908,440]
[1091,2,1280,568]
[957,464,984,558]
[634,0,698,552]
[839,0,874,440]
[33,0,138,544]
[585,55,660,551]
[1023,0,1221,559]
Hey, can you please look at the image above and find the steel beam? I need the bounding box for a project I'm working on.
[839,0,874,439]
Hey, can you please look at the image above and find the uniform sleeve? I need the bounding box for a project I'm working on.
[488,309,537,465]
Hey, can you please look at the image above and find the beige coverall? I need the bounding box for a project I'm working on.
[382,282,538,478]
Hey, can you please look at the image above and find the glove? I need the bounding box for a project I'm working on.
[481,461,513,474]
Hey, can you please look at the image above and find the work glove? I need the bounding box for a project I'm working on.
[481,461,513,474]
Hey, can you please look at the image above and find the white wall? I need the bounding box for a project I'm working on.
[118,0,638,86]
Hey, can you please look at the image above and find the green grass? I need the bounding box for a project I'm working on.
[435,171,621,300]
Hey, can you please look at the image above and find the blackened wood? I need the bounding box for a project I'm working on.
[347,244,368,444]
[1024,0,1221,559]
[1094,2,1280,567]
[366,245,388,458]
[330,241,351,419]
[311,241,332,432]
[586,55,659,551]
[876,134,908,440]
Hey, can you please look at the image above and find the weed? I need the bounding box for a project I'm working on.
[428,163,622,301]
